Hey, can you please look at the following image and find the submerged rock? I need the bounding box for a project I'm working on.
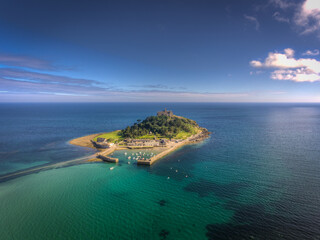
[158,199,167,206]
[159,229,170,239]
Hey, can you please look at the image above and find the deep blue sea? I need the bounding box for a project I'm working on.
[0,103,319,240]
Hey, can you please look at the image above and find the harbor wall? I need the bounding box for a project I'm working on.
[97,155,119,163]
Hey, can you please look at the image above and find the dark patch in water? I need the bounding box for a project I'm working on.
[206,223,268,240]
[206,203,320,240]
[159,229,170,240]
[184,179,247,198]
[158,199,166,206]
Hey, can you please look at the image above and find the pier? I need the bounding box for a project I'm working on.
[97,155,119,163]
[95,145,118,163]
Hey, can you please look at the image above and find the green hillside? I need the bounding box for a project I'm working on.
[120,115,199,139]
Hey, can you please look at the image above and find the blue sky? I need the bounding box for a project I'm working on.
[0,0,319,102]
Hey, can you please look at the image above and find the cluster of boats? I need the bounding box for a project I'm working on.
[108,151,156,170]
[125,151,155,162]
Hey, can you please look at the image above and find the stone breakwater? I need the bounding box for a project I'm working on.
[92,145,118,162]
[97,155,119,163]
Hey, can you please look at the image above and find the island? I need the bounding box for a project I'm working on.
[69,109,210,165]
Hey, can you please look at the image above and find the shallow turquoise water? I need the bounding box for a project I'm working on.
[0,103,320,239]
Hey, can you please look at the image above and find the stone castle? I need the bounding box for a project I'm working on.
[157,108,173,117]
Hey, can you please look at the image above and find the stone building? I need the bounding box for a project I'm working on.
[157,108,173,117]
[91,138,114,149]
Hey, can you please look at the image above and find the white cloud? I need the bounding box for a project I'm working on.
[250,48,320,82]
[273,12,290,23]
[283,48,295,58]
[294,0,320,34]
[302,49,320,56]
[250,61,263,68]
[270,0,320,36]
[244,15,260,30]
[271,69,320,82]
[270,0,295,9]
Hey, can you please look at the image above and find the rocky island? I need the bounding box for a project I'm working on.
[70,109,210,165]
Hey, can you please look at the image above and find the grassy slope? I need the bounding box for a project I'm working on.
[93,130,123,143]
[137,125,200,140]
[172,116,200,139]
[94,116,201,142]
[175,131,194,139]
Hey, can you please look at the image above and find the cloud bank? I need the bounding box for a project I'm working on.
[250,48,320,82]
[0,53,250,102]
[0,68,101,86]
[0,53,56,70]
[271,0,320,36]
[295,0,320,35]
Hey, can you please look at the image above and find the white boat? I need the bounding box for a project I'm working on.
[128,162,131,164]
[110,167,114,170]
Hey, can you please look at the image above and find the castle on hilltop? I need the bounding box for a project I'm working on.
[157,108,173,117]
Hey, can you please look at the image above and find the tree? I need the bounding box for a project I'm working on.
[120,115,198,139]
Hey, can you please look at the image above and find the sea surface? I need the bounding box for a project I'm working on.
[0,103,319,240]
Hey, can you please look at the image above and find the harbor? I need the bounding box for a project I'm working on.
[87,128,210,166]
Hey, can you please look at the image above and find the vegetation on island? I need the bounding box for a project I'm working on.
[93,130,123,143]
[120,115,200,139]
[93,114,201,143]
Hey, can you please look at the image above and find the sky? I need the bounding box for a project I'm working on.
[0,0,320,102]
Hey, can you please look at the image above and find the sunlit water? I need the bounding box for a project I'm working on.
[0,103,319,239]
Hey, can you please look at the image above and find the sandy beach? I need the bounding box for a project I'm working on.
[69,133,103,149]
